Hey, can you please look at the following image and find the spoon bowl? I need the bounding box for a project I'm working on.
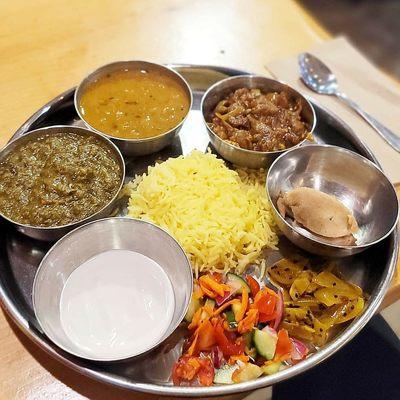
[298,52,400,152]
[298,53,339,95]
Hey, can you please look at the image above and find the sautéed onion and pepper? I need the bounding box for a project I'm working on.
[209,88,310,152]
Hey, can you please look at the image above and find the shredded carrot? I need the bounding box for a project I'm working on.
[235,288,249,322]
[187,330,199,355]
[204,301,215,316]
[199,281,216,298]
[188,308,203,330]
[229,355,249,364]
[238,309,259,334]
[199,275,230,297]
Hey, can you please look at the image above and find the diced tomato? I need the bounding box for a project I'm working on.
[172,355,201,385]
[172,356,214,386]
[224,329,237,343]
[258,311,277,323]
[197,320,216,351]
[275,329,293,361]
[253,289,277,316]
[245,275,260,297]
[214,324,245,356]
[197,358,215,386]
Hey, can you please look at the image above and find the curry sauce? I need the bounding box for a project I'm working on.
[79,68,190,139]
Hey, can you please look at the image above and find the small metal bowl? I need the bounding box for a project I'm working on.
[201,75,316,169]
[0,126,125,241]
[267,144,399,257]
[75,61,193,156]
[33,217,193,361]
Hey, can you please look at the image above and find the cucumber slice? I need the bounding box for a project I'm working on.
[243,331,254,347]
[232,363,263,383]
[226,273,250,293]
[243,331,257,359]
[253,328,278,360]
[213,365,238,384]
[184,296,201,322]
[262,361,282,375]
[225,310,237,329]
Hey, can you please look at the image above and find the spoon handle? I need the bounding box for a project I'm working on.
[335,92,400,152]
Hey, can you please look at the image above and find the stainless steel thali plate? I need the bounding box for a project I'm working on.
[0,65,398,397]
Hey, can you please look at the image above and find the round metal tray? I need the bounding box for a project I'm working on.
[0,65,397,397]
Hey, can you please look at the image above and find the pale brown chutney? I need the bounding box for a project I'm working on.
[0,132,122,227]
[209,88,310,152]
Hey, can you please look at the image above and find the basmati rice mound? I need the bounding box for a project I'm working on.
[127,150,278,276]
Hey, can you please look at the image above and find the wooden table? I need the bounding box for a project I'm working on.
[0,1,398,399]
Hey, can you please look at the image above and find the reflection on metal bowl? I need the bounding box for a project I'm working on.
[267,144,399,257]
[33,217,193,361]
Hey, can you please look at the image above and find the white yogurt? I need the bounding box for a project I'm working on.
[60,249,175,360]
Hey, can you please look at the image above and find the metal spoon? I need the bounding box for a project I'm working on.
[299,52,400,152]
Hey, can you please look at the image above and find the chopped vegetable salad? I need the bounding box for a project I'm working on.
[172,257,364,386]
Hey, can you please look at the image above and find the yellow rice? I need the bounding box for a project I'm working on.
[126,150,278,276]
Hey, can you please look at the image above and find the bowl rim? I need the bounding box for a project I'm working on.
[74,60,193,143]
[266,143,400,250]
[200,74,317,156]
[32,216,193,362]
[0,125,126,231]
